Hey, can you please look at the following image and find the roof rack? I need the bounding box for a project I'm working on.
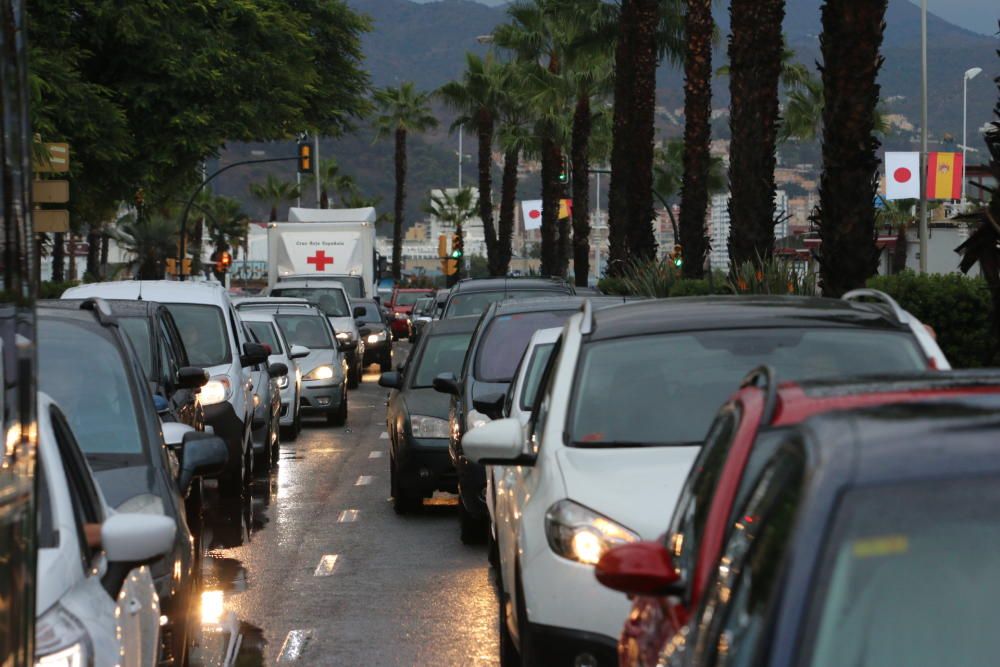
[79,297,116,325]
[579,299,594,336]
[841,289,908,326]
[740,365,778,425]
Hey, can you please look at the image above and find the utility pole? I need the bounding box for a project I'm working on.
[962,67,983,207]
[313,135,321,205]
[458,125,464,190]
[918,0,929,273]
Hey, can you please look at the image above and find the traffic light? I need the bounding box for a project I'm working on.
[450,232,463,260]
[439,234,457,277]
[671,244,683,268]
[297,142,313,174]
[558,155,569,184]
[215,249,232,274]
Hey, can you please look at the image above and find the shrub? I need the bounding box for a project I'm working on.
[39,280,80,299]
[728,255,818,296]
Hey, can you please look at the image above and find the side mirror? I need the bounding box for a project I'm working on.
[177,366,209,389]
[178,432,229,494]
[289,344,311,360]
[462,418,528,465]
[432,372,461,397]
[473,392,505,420]
[162,421,196,450]
[241,342,269,368]
[102,513,176,564]
[379,371,403,390]
[353,306,366,318]
[595,541,683,597]
[152,394,170,414]
[268,362,289,378]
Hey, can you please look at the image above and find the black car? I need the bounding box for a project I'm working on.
[434,296,630,543]
[36,299,227,665]
[441,277,575,319]
[656,393,1000,667]
[380,317,479,513]
[354,298,393,372]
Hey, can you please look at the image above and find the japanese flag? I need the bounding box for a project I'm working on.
[885,152,920,200]
[521,200,543,230]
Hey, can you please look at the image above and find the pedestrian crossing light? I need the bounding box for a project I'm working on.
[672,244,683,268]
[297,142,313,174]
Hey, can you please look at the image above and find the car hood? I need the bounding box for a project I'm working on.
[358,322,388,337]
[298,349,340,375]
[554,445,700,539]
[93,465,161,511]
[327,316,358,337]
[401,387,450,421]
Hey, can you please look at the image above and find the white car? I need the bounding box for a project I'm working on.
[239,310,309,440]
[63,281,269,496]
[36,392,175,667]
[464,295,951,666]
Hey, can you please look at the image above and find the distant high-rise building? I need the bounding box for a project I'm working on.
[708,191,790,272]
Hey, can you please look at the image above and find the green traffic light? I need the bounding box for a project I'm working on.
[673,257,683,268]
[451,249,463,259]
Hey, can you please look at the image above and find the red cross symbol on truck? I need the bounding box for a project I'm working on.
[306,250,334,271]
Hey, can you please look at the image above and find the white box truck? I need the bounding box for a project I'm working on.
[266,207,379,298]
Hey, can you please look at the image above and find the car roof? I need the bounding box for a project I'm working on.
[490,295,634,317]
[46,297,163,317]
[62,279,230,307]
[423,316,481,336]
[238,310,280,323]
[527,327,563,346]
[393,288,433,293]
[586,295,908,341]
[233,296,309,307]
[449,277,572,294]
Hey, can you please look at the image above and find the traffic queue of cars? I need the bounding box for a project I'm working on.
[379,276,1000,667]
[35,277,377,666]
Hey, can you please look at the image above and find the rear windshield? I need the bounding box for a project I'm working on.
[118,317,153,379]
[276,314,334,350]
[271,287,350,317]
[412,332,475,388]
[444,289,567,318]
[165,304,231,367]
[475,311,573,383]
[355,303,383,323]
[394,292,429,307]
[246,321,283,354]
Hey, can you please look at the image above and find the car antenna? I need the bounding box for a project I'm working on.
[137,280,143,301]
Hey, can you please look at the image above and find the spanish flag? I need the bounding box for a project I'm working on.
[926,152,963,201]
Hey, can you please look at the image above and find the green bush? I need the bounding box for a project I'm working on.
[39,280,80,299]
[867,272,998,368]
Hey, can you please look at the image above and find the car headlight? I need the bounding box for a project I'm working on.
[276,375,289,389]
[200,377,232,406]
[394,312,408,320]
[544,500,639,566]
[304,365,335,381]
[117,493,165,515]
[35,603,90,667]
[410,415,451,439]
[336,331,353,342]
[367,330,387,344]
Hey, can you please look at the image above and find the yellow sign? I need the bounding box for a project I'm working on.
[34,209,70,233]
[33,180,69,204]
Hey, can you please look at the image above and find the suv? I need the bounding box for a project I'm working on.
[353,298,393,372]
[441,277,574,319]
[240,310,308,440]
[387,288,434,339]
[63,281,269,496]
[462,294,949,666]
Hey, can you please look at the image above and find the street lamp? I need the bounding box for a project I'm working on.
[962,67,983,205]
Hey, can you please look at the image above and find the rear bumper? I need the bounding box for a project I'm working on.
[389,318,411,337]
[395,436,457,495]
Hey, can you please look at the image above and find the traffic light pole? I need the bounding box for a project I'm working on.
[177,155,298,280]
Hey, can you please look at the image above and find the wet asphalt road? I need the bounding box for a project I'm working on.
[195,343,499,666]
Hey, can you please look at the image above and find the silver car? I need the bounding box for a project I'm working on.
[239,311,307,440]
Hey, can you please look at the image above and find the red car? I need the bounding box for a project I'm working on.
[595,369,1000,667]
[387,288,434,339]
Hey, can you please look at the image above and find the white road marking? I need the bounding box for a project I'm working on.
[355,475,373,486]
[277,629,312,661]
[379,431,389,440]
[337,509,360,523]
[368,451,384,459]
[313,555,339,576]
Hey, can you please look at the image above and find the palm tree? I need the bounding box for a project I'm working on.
[426,188,478,284]
[726,0,786,271]
[495,65,534,277]
[655,138,725,246]
[249,174,299,222]
[813,0,889,297]
[373,82,439,280]
[109,211,179,280]
[307,158,357,209]
[780,72,890,143]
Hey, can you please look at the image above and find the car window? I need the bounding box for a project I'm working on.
[356,304,383,324]
[118,317,153,379]
[527,336,563,454]
[413,298,434,317]
[393,292,428,307]
[445,289,566,318]
[37,460,56,549]
[247,321,283,354]
[725,429,789,529]
[39,319,147,456]
[165,303,232,367]
[411,332,475,388]
[271,287,350,317]
[50,405,104,566]
[804,476,1000,667]
[276,314,335,350]
[475,311,573,383]
[568,328,926,447]
[158,319,181,387]
[161,309,191,366]
[519,342,557,411]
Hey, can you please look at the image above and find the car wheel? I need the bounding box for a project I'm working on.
[514,563,538,667]
[379,353,392,373]
[498,592,519,667]
[459,499,487,545]
[487,523,500,571]
[218,449,244,498]
[327,391,348,426]
[390,458,420,515]
[280,423,298,442]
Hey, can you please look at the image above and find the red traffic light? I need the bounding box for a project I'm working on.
[215,250,232,274]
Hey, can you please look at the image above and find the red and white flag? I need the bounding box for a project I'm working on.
[885,152,920,200]
[521,199,543,230]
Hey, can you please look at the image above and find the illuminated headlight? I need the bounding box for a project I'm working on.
[304,365,335,381]
[276,375,289,389]
[117,493,165,515]
[544,500,639,566]
[253,394,261,408]
[35,603,89,667]
[367,330,387,345]
[200,377,232,406]
[336,332,353,342]
[394,312,408,320]
[410,415,451,439]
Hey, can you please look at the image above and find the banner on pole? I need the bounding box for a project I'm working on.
[521,200,542,230]
[885,152,920,200]
[926,152,963,201]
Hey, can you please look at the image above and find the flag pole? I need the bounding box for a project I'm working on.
[918,0,929,273]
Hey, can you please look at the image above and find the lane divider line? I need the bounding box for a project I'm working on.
[368,451,384,459]
[313,555,339,576]
[379,431,389,440]
[355,475,373,486]
[277,629,313,662]
[337,509,360,523]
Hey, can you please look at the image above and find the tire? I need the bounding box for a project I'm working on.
[327,391,347,426]
[390,458,420,515]
[498,592,519,667]
[218,446,244,498]
[379,353,392,373]
[347,365,360,389]
[514,564,538,667]
[459,498,487,545]
[487,523,500,571]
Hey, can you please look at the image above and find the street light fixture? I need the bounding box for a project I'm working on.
[962,66,983,205]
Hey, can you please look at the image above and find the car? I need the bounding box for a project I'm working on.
[648,392,1000,667]
[36,299,229,665]
[410,295,437,343]
[434,296,631,544]
[239,310,310,440]
[441,277,575,319]
[62,281,270,496]
[353,298,393,372]
[36,391,179,667]
[266,279,364,388]
[461,294,949,667]
[271,306,350,425]
[599,368,1000,667]
[387,288,434,339]
[241,320,287,472]
[379,317,480,513]
[46,298,208,430]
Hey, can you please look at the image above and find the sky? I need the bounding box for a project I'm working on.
[918,0,999,35]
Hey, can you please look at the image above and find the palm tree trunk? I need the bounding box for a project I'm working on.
[626,0,660,263]
[497,148,519,276]
[100,234,109,277]
[892,224,908,274]
[814,0,887,296]
[727,0,786,271]
[52,233,65,282]
[679,0,713,278]
[269,206,277,223]
[86,227,100,278]
[320,188,329,210]
[540,137,561,277]
[571,94,592,287]
[607,0,638,274]
[477,110,499,274]
[392,127,407,281]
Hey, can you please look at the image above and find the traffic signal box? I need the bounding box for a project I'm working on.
[165,258,192,276]
[670,244,683,268]
[438,234,458,277]
[297,142,313,174]
[215,250,232,274]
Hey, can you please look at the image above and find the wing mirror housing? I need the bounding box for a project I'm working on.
[161,421,196,450]
[378,371,403,390]
[473,392,505,420]
[178,432,229,495]
[268,362,289,378]
[595,541,683,597]
[462,418,531,465]
[432,372,461,397]
[152,394,170,414]
[102,513,176,564]
[241,342,269,368]
[177,366,209,389]
[289,344,311,360]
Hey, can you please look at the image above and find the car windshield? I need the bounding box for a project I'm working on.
[394,292,428,307]
[271,287,350,317]
[445,289,566,318]
[520,342,556,411]
[806,477,1000,667]
[324,276,364,299]
[569,328,927,447]
[356,304,383,323]
[413,297,434,317]
[476,311,574,383]
[38,319,145,455]
[246,321,283,354]
[276,314,334,350]
[165,304,231,367]
[412,332,475,388]
[118,317,153,379]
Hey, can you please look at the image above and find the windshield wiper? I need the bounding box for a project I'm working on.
[571,440,703,449]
